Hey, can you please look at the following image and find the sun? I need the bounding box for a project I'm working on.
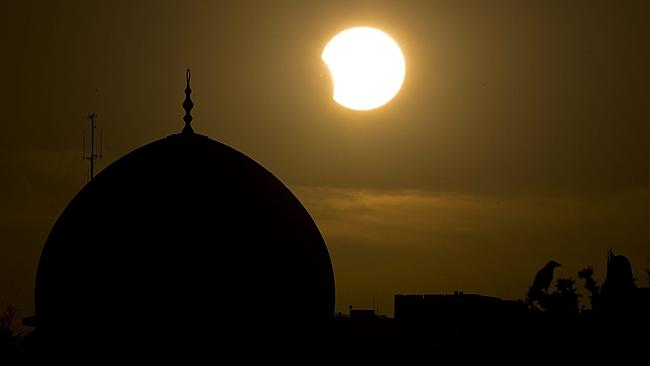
[322,27,406,111]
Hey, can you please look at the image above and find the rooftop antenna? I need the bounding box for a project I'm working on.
[82,109,102,181]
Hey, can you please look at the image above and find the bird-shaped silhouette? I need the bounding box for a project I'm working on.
[527,260,562,301]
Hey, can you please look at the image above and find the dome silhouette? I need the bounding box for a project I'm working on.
[29,73,334,359]
[33,132,334,357]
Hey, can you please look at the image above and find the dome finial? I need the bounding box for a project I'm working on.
[182,68,194,134]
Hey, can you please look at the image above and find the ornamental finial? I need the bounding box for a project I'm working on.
[182,68,194,134]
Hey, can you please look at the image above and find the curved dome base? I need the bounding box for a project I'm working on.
[32,133,335,358]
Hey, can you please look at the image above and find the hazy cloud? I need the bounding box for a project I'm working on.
[294,186,650,313]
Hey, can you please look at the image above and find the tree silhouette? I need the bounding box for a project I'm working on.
[537,278,581,314]
[578,267,600,309]
[0,304,20,356]
[600,251,637,312]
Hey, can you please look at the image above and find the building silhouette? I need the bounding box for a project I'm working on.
[22,70,334,361]
[11,71,649,363]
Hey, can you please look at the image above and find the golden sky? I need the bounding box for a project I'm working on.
[2,0,650,317]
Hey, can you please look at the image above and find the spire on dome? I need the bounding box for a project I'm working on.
[182,68,194,134]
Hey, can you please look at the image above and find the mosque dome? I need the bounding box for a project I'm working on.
[30,71,334,358]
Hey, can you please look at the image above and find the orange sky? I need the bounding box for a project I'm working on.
[2,0,650,318]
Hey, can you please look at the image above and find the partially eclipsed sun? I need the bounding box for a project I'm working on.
[322,27,406,111]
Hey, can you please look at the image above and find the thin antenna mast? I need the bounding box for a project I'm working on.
[83,112,102,181]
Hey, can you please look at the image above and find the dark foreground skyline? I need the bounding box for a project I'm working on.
[2,0,650,320]
[3,249,649,361]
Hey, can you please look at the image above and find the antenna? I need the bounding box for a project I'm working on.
[82,112,102,181]
[99,128,103,159]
